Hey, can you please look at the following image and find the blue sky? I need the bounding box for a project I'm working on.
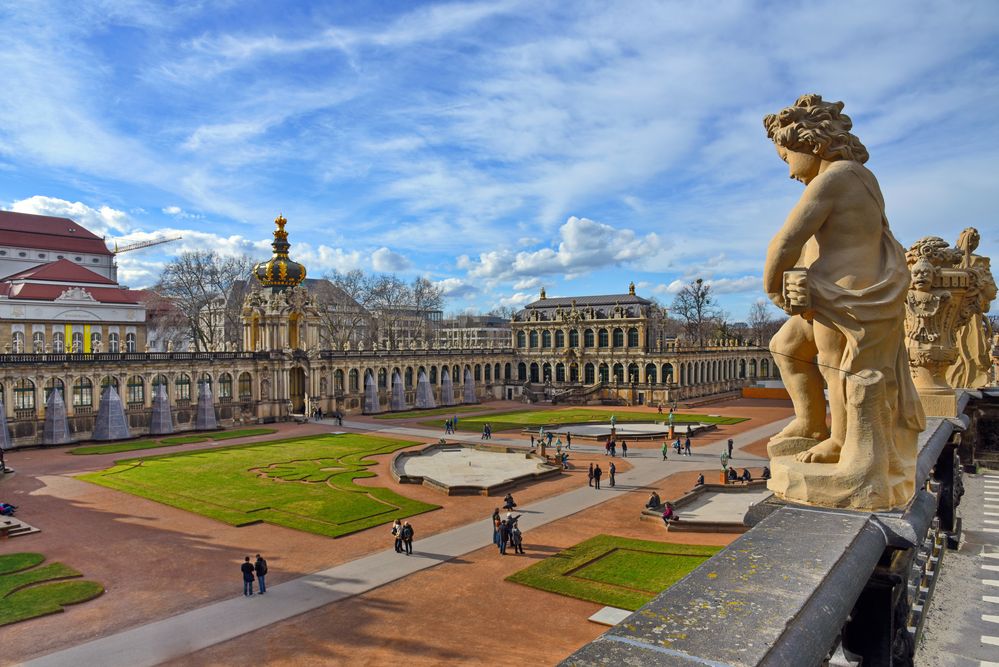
[1,1,997,319]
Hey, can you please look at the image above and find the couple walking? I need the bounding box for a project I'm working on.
[392,519,415,555]
[240,554,268,596]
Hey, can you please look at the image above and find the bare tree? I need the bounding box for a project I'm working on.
[747,299,785,345]
[646,300,683,348]
[154,251,254,351]
[140,290,189,352]
[487,305,517,320]
[411,276,445,343]
[670,278,720,348]
[315,270,374,350]
[368,275,411,347]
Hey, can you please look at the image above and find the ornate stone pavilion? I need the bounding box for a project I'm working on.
[0,214,775,447]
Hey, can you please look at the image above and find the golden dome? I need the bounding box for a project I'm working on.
[253,214,306,290]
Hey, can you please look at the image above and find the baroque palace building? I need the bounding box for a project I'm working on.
[0,212,775,447]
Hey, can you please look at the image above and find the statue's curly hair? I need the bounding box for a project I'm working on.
[764,93,869,164]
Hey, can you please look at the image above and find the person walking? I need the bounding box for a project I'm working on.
[499,519,510,555]
[609,441,616,457]
[392,518,404,553]
[587,463,594,487]
[593,464,603,490]
[481,425,488,440]
[566,432,572,449]
[605,440,611,456]
[241,556,255,596]
[661,440,669,461]
[254,554,268,594]
[511,523,525,554]
[609,461,616,487]
[530,434,535,449]
[621,440,628,458]
[684,437,691,456]
[492,509,502,548]
[674,438,682,455]
[401,521,414,555]
[727,438,734,458]
[658,404,663,415]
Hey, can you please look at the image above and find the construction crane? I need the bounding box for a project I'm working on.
[111,235,183,255]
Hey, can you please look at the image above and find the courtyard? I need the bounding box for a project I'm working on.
[0,398,792,665]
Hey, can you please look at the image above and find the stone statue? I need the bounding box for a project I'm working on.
[904,237,977,416]
[762,94,924,510]
[946,228,996,388]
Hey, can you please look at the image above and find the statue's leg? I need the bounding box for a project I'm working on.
[795,320,847,463]
[770,317,828,440]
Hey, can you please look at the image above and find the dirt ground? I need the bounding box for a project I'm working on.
[0,398,791,665]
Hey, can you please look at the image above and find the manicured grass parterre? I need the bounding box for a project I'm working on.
[0,553,104,626]
[374,405,486,420]
[506,535,720,610]
[68,428,278,455]
[420,408,746,433]
[79,433,438,538]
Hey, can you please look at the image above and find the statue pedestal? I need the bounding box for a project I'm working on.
[917,390,959,418]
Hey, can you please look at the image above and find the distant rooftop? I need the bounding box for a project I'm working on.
[0,210,113,256]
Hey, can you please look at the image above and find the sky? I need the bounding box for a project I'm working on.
[1,0,997,320]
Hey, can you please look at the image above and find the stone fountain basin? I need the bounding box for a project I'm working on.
[392,443,560,496]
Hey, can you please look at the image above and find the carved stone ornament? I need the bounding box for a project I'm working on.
[903,236,976,416]
[55,287,96,302]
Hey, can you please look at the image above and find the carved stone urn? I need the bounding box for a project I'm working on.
[903,237,975,416]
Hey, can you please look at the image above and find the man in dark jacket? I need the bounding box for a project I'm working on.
[499,520,510,555]
[255,554,268,594]
[241,556,255,596]
[593,464,602,490]
[401,522,414,555]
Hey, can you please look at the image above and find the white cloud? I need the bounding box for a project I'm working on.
[458,216,662,283]
[161,205,203,219]
[496,292,534,309]
[371,247,412,272]
[513,277,542,290]
[653,275,761,298]
[10,196,131,237]
[435,277,477,298]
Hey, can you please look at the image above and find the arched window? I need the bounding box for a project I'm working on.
[44,377,65,402]
[71,331,83,353]
[101,376,120,390]
[218,373,233,400]
[517,363,526,382]
[645,364,657,384]
[32,331,44,353]
[529,363,539,383]
[91,331,102,353]
[474,364,481,381]
[541,330,552,348]
[761,359,770,377]
[176,373,191,401]
[598,329,609,347]
[584,363,595,384]
[125,332,136,352]
[12,331,24,354]
[584,329,594,347]
[108,332,120,353]
[750,359,758,378]
[628,363,639,383]
[378,368,388,389]
[127,375,145,404]
[569,329,579,347]
[199,372,212,390]
[405,367,414,388]
[542,363,552,383]
[662,363,674,384]
[349,369,360,391]
[555,363,565,382]
[529,331,539,348]
[740,359,747,379]
[14,378,35,410]
[238,372,252,400]
[429,367,437,384]
[52,331,65,353]
[554,330,564,348]
[569,363,579,383]
[628,327,639,347]
[613,363,625,383]
[504,363,511,380]
[73,377,93,407]
[516,331,526,348]
[612,328,624,347]
[484,364,492,382]
[598,363,609,383]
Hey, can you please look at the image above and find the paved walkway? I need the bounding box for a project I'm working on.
[25,417,785,667]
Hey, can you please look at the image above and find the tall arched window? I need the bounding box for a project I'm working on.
[71,331,83,353]
[218,373,233,400]
[554,330,565,348]
[32,331,44,353]
[176,374,191,401]
[613,363,625,383]
[555,363,565,382]
[44,377,65,402]
[516,331,526,348]
[598,329,609,347]
[628,327,639,347]
[612,328,624,347]
[14,378,35,410]
[108,332,120,353]
[349,369,360,391]
[529,331,538,348]
[484,364,491,382]
[517,363,527,382]
[125,332,136,352]
[152,374,168,399]
[541,330,552,348]
[127,375,145,404]
[91,331,102,352]
[645,364,657,384]
[52,331,64,353]
[598,364,609,383]
[569,329,579,347]
[405,367,414,388]
[584,363,595,384]
[12,332,24,353]
[239,373,252,400]
[584,329,594,347]
[73,377,93,407]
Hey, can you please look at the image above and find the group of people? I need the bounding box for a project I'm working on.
[587,462,614,489]
[492,503,525,555]
[725,466,769,483]
[603,439,627,457]
[644,492,678,526]
[312,408,343,425]
[391,519,416,555]
[480,423,493,439]
[661,437,692,459]
[443,416,460,434]
[239,554,268,596]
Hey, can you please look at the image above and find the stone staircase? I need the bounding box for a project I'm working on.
[0,516,40,538]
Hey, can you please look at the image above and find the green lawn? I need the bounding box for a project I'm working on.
[420,408,746,433]
[506,535,720,610]
[69,428,278,455]
[79,433,438,538]
[374,405,486,420]
[0,553,104,626]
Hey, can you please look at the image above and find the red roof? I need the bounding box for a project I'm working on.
[0,283,143,304]
[2,259,116,285]
[0,210,113,256]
